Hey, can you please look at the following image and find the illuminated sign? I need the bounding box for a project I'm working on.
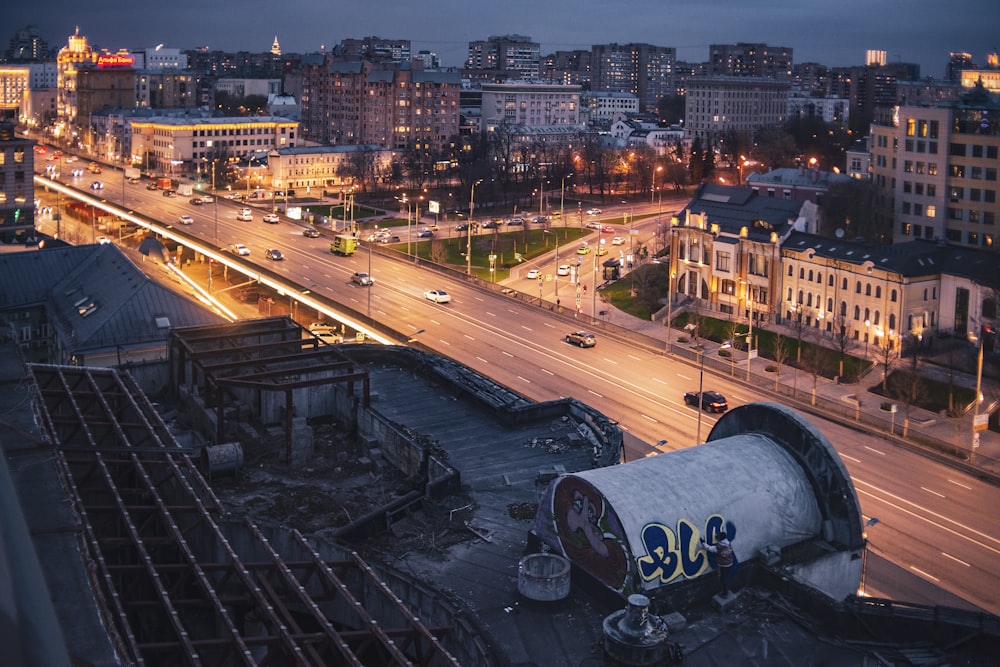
[97,54,135,69]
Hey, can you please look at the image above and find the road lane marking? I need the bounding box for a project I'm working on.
[430,319,441,325]
[855,481,1000,552]
[640,414,658,423]
[589,389,604,398]
[863,446,886,456]
[541,368,554,375]
[486,311,496,317]
[603,358,617,365]
[464,334,476,340]
[476,356,489,364]
[628,354,641,361]
[909,566,939,582]
[438,339,450,346]
[677,373,692,381]
[543,322,556,328]
[942,552,970,567]
[521,325,532,331]
[400,306,410,312]
[948,479,972,490]
[502,351,514,358]
[920,486,945,498]
[517,376,531,383]
[653,378,668,385]
[840,453,861,463]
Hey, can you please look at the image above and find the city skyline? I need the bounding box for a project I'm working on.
[10,0,1000,78]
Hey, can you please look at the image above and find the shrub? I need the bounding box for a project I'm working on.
[765,364,777,373]
[718,349,732,358]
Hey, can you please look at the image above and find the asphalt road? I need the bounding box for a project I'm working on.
[34,164,1000,617]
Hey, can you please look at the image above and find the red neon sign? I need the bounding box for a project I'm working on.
[97,54,135,68]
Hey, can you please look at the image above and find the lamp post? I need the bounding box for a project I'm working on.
[560,174,572,229]
[696,341,731,444]
[746,286,754,382]
[468,179,483,275]
[665,222,676,350]
[211,159,218,242]
[651,164,662,202]
[864,319,871,359]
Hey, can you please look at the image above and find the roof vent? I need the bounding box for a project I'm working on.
[603,594,682,664]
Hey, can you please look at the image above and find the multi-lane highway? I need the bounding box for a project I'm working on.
[35,160,1000,617]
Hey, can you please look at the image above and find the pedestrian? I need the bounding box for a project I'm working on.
[700,532,735,596]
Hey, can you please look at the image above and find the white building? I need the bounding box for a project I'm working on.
[130,46,188,70]
[480,81,580,127]
[215,79,283,99]
[684,76,789,143]
[580,91,639,123]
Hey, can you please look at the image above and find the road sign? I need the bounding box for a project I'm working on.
[974,413,989,432]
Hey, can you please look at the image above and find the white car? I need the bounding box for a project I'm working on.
[231,243,251,256]
[236,209,253,221]
[586,208,602,216]
[526,268,541,280]
[424,290,452,304]
[309,324,343,345]
[262,213,280,224]
[178,214,194,225]
[612,236,625,245]
[96,236,111,245]
[557,265,571,276]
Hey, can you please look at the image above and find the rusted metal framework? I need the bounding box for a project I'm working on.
[167,317,371,461]
[27,363,460,666]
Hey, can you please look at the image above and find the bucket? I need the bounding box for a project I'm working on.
[202,442,244,477]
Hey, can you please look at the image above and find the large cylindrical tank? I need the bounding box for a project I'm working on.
[533,403,862,597]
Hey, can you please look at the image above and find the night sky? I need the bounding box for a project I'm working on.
[11,0,1000,78]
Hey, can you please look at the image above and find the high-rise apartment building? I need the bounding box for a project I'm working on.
[4,25,51,63]
[591,43,676,113]
[465,35,540,82]
[299,56,460,157]
[339,37,411,64]
[870,88,1000,250]
[708,43,793,80]
[684,76,789,143]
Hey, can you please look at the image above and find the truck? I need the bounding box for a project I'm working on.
[156,177,173,190]
[177,183,194,197]
[331,235,358,256]
[124,167,141,181]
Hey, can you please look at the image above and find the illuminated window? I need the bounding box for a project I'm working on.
[926,205,936,217]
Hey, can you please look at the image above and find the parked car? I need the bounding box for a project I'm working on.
[262,213,280,224]
[683,391,729,413]
[526,268,541,280]
[309,324,343,345]
[565,331,597,348]
[351,272,374,286]
[177,214,194,225]
[557,265,571,276]
[230,243,251,256]
[302,227,321,238]
[264,248,284,261]
[423,289,451,304]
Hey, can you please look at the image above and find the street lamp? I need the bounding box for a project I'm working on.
[560,174,573,228]
[651,164,662,202]
[864,319,871,359]
[468,179,483,275]
[696,341,731,444]
[665,220,677,350]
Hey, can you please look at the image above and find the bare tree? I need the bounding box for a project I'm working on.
[787,309,811,364]
[875,332,900,392]
[771,333,790,393]
[800,336,829,406]
[428,239,449,265]
[888,366,927,438]
[830,312,856,381]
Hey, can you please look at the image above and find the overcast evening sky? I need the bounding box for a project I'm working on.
[11,1,1000,79]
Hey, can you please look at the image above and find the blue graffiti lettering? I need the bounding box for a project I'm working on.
[636,516,726,584]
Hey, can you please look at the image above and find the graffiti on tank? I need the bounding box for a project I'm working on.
[636,514,728,584]
[552,477,629,589]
